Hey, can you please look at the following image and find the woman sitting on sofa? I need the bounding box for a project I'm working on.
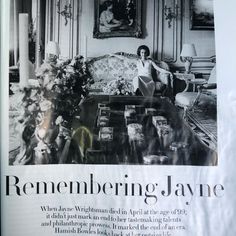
[133,45,172,96]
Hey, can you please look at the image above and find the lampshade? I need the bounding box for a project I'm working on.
[180,44,197,57]
[45,41,60,56]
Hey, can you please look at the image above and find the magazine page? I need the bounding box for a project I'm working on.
[1,0,236,235]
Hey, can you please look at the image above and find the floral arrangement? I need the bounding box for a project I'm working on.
[103,76,133,95]
[35,55,93,121]
[13,55,93,165]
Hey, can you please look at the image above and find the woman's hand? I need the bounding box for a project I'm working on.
[112,18,122,25]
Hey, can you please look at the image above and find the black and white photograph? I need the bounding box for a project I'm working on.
[4,1,236,235]
[9,0,217,166]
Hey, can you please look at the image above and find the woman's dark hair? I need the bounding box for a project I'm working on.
[137,45,150,57]
[104,1,113,9]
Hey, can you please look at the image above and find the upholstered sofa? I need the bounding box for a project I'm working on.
[86,52,172,95]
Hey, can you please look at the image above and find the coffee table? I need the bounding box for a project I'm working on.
[79,95,217,166]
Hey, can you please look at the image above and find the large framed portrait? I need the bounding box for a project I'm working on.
[93,0,142,38]
[190,0,214,30]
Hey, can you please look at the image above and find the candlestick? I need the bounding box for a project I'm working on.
[13,0,18,66]
[19,14,29,88]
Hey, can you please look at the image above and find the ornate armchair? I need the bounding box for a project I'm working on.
[175,65,216,119]
[197,65,216,99]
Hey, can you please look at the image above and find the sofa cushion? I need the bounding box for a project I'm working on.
[102,78,134,95]
[155,61,170,85]
[122,57,138,82]
[87,56,110,82]
[107,56,126,80]
[89,81,108,92]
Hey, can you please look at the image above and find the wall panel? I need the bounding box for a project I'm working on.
[45,0,79,59]
[44,0,215,72]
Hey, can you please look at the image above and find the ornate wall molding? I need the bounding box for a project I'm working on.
[154,0,182,63]
[161,0,178,63]
[45,0,79,59]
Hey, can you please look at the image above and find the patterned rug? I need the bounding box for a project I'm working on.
[187,108,217,150]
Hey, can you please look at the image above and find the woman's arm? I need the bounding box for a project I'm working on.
[150,60,171,74]
[112,18,122,24]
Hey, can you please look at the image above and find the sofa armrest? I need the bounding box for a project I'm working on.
[158,72,173,87]
[154,60,173,87]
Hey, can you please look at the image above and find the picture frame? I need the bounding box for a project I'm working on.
[190,0,214,30]
[93,0,142,38]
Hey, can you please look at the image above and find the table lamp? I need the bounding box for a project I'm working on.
[180,44,197,73]
[45,41,60,64]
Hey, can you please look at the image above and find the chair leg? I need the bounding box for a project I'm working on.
[183,107,188,120]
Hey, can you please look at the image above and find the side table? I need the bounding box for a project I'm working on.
[174,73,207,92]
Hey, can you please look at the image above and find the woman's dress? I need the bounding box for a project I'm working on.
[133,59,155,96]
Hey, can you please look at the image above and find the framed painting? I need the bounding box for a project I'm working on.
[93,0,142,38]
[190,0,214,30]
